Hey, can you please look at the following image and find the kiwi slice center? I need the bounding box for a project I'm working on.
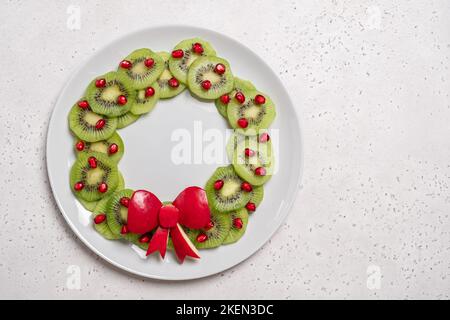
[205,70,222,83]
[120,207,128,223]
[86,167,105,184]
[137,90,147,101]
[89,141,108,153]
[195,64,226,89]
[160,68,172,80]
[240,101,265,124]
[83,111,102,126]
[101,85,122,102]
[244,105,262,119]
[221,180,241,198]
[131,61,147,75]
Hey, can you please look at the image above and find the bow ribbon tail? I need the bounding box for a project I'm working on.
[146,227,169,259]
[170,223,200,263]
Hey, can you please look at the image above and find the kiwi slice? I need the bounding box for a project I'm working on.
[70,152,119,202]
[78,171,125,212]
[205,165,251,212]
[157,51,186,99]
[74,131,124,163]
[223,208,249,245]
[215,77,256,118]
[168,38,217,84]
[69,100,117,142]
[248,185,264,208]
[116,112,140,129]
[231,137,274,186]
[106,189,142,242]
[86,71,135,117]
[130,82,160,115]
[227,90,276,135]
[92,196,120,240]
[187,56,234,100]
[117,48,164,89]
[193,211,231,249]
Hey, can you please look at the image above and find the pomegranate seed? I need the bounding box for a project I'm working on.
[255,167,266,176]
[171,49,184,58]
[139,235,150,243]
[88,156,97,169]
[120,60,132,69]
[78,100,89,109]
[204,221,214,230]
[74,182,84,191]
[259,133,270,143]
[120,197,130,207]
[95,78,106,88]
[144,58,154,68]
[254,94,266,105]
[246,202,256,212]
[192,43,204,54]
[121,225,129,234]
[237,118,248,128]
[108,143,118,154]
[220,94,230,104]
[233,218,243,229]
[201,80,212,90]
[145,87,155,97]
[241,182,253,192]
[98,182,108,193]
[244,148,255,157]
[214,63,226,75]
[213,180,224,190]
[168,77,179,88]
[95,119,106,129]
[117,95,127,105]
[235,92,245,103]
[75,141,85,151]
[196,233,208,243]
[94,214,106,224]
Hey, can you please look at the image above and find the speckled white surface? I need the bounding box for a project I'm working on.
[0,0,449,299]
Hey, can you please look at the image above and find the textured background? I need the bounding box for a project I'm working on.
[0,0,449,299]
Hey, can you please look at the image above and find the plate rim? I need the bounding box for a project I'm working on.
[46,24,304,281]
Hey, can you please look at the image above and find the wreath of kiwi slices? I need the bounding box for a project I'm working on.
[68,38,277,264]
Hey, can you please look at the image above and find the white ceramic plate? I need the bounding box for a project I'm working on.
[46,25,302,280]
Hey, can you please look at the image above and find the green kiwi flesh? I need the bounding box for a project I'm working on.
[193,211,231,249]
[106,189,142,242]
[205,165,251,212]
[168,38,217,84]
[227,90,276,135]
[215,77,256,118]
[86,71,135,117]
[117,48,165,89]
[116,112,140,129]
[157,51,186,98]
[223,208,249,245]
[69,101,117,142]
[78,171,125,212]
[130,81,160,115]
[231,137,274,186]
[187,56,234,100]
[92,196,121,240]
[70,152,119,202]
[248,185,264,208]
[75,131,124,163]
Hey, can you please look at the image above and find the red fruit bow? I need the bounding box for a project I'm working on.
[127,187,211,263]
